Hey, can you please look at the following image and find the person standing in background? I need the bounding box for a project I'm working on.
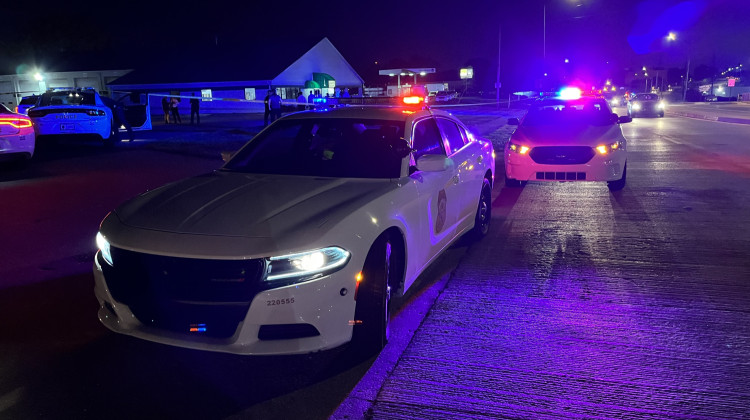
[170,96,182,124]
[263,89,272,127]
[161,96,170,124]
[190,93,200,125]
[268,88,282,123]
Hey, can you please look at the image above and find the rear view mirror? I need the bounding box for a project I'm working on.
[618,115,632,124]
[390,139,413,159]
[221,151,235,162]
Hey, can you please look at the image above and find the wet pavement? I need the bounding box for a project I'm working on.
[333,114,750,419]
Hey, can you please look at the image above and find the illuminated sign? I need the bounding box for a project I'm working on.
[460,67,474,80]
[728,78,736,87]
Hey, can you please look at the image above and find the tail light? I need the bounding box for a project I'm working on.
[86,109,106,116]
[0,116,33,129]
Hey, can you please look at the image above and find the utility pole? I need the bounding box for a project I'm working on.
[496,24,502,108]
[683,58,690,102]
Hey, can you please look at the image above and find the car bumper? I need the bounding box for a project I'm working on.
[93,252,358,355]
[34,119,110,139]
[505,150,626,182]
[0,131,35,159]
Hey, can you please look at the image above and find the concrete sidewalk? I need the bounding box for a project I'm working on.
[666,102,750,124]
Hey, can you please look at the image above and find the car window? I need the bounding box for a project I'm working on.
[523,99,614,126]
[411,118,445,161]
[19,97,38,105]
[634,94,658,101]
[436,117,465,155]
[39,91,96,106]
[224,118,406,178]
[0,104,12,113]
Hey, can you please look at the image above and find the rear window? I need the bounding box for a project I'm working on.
[19,96,38,105]
[0,104,12,113]
[39,91,96,106]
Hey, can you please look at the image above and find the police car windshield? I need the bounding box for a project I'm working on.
[634,94,659,101]
[39,91,96,106]
[523,99,614,126]
[224,118,406,178]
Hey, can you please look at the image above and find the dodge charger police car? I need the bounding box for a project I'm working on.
[28,87,114,143]
[94,103,495,355]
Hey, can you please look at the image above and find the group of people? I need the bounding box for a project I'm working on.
[161,94,201,125]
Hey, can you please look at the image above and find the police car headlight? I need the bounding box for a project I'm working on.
[96,232,113,266]
[632,102,642,111]
[266,247,350,285]
[596,141,624,155]
[508,141,530,155]
[657,101,666,109]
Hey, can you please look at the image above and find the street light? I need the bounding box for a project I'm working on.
[666,31,690,101]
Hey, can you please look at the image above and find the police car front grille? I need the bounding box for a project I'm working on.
[101,249,265,339]
[529,146,595,165]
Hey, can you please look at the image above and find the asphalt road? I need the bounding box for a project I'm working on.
[335,112,750,419]
[2,108,749,419]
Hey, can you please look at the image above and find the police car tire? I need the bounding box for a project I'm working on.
[607,162,627,191]
[103,120,120,145]
[469,179,492,240]
[351,233,394,355]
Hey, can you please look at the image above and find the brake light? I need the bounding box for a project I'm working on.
[0,117,33,129]
[402,96,424,105]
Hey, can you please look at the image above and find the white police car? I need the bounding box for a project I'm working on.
[94,101,495,355]
[0,104,35,162]
[28,88,114,143]
[504,88,631,191]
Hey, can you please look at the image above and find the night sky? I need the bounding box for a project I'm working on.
[3,0,749,90]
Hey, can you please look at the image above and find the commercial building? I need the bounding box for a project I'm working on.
[108,38,364,113]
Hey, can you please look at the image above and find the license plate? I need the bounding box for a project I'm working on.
[60,124,74,131]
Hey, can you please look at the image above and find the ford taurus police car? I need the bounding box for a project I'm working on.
[504,89,631,191]
[94,103,495,355]
[29,88,114,143]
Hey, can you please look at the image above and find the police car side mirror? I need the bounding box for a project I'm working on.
[221,151,235,162]
[416,154,452,172]
[507,118,520,125]
[617,115,632,124]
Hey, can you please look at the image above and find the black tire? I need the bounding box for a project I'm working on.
[504,176,521,188]
[351,234,394,355]
[469,178,492,240]
[659,112,664,118]
[607,162,627,191]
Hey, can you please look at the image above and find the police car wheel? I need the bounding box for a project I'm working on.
[351,233,395,355]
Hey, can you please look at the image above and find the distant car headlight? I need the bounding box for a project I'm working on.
[96,232,113,266]
[610,98,620,107]
[508,141,530,155]
[596,140,625,155]
[265,246,350,285]
[657,101,666,109]
[631,102,642,111]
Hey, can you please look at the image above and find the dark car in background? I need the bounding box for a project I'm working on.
[16,95,39,115]
[627,93,665,118]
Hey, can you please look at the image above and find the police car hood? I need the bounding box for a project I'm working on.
[513,123,621,146]
[114,171,395,239]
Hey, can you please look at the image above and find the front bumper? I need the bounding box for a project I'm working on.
[505,149,626,182]
[93,252,358,355]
